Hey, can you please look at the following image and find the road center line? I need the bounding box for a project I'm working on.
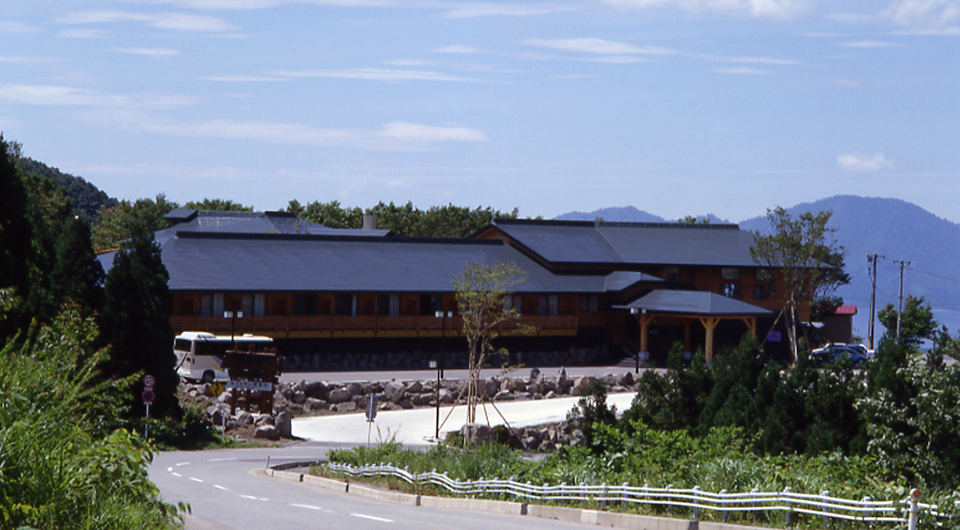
[351,513,394,523]
[175,462,190,466]
[208,457,238,462]
[240,495,258,500]
[171,472,182,478]
[290,503,322,510]
[214,485,229,491]
[189,477,204,483]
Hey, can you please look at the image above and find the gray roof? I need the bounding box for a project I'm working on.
[154,210,390,248]
[487,219,759,267]
[162,232,660,294]
[614,290,773,316]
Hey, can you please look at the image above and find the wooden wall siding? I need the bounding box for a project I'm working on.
[357,294,376,315]
[169,314,577,339]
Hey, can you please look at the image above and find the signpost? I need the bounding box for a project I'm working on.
[366,394,378,445]
[143,375,155,439]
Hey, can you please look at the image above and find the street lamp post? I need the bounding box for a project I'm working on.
[630,308,639,373]
[434,310,452,441]
[224,310,243,346]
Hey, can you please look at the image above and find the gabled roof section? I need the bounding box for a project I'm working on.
[484,218,758,267]
[162,232,650,294]
[614,290,772,317]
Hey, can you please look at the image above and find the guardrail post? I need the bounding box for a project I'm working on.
[908,489,920,530]
[693,486,701,520]
[622,482,630,510]
[784,487,791,526]
[821,490,830,529]
[752,487,759,523]
[667,485,674,516]
[560,483,566,506]
[601,483,608,511]
[862,496,871,523]
[580,482,587,508]
[720,489,728,522]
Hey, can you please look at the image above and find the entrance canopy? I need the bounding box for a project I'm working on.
[614,290,773,363]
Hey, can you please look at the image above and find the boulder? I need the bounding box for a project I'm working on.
[305,398,328,412]
[384,381,406,403]
[405,380,423,394]
[291,390,306,405]
[254,414,274,426]
[484,378,499,399]
[439,388,455,404]
[459,423,495,445]
[617,371,635,387]
[573,375,595,394]
[334,402,358,413]
[397,398,414,409]
[254,425,280,440]
[327,388,352,404]
[303,381,328,400]
[346,382,363,396]
[275,410,292,437]
[493,390,514,401]
[235,411,254,426]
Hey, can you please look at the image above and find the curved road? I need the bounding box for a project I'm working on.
[150,443,597,530]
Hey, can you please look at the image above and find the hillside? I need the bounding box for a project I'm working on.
[557,206,729,224]
[558,197,960,336]
[14,156,116,221]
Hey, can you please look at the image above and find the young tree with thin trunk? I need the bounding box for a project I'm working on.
[453,261,527,425]
[750,207,847,362]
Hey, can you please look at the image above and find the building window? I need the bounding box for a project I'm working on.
[420,294,441,315]
[201,294,213,316]
[754,284,775,300]
[539,295,558,316]
[755,268,775,282]
[667,266,680,283]
[292,293,317,315]
[722,283,741,299]
[213,293,225,316]
[377,294,400,316]
[578,295,599,313]
[504,294,522,313]
[721,268,740,280]
[334,294,355,316]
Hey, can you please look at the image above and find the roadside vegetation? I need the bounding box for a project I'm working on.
[322,304,960,528]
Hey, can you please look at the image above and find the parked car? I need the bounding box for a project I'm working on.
[811,343,868,368]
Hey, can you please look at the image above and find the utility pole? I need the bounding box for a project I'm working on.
[867,254,883,349]
[894,259,910,341]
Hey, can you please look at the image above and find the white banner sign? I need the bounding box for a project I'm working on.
[226,380,273,392]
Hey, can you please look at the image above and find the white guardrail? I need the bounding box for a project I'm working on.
[328,462,950,528]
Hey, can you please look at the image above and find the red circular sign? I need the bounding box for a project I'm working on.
[142,390,155,404]
[143,375,156,388]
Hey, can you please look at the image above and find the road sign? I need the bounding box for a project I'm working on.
[365,394,378,422]
[142,390,155,404]
[143,375,155,388]
[209,381,225,396]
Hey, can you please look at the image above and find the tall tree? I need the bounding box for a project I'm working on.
[183,198,253,211]
[750,207,847,362]
[877,295,937,348]
[52,215,105,315]
[0,136,36,338]
[453,261,527,425]
[100,235,180,419]
[93,194,179,251]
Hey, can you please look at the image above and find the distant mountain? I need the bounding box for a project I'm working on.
[557,206,730,224]
[558,196,960,336]
[740,195,960,337]
[14,156,117,221]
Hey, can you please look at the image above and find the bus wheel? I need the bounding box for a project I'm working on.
[201,371,215,384]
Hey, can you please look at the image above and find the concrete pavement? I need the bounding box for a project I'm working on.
[292,392,637,446]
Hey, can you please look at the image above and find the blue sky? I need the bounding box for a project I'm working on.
[2,0,957,223]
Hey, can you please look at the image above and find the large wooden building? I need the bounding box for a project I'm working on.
[102,211,805,364]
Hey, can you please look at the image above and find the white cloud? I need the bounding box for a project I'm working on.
[114,48,181,58]
[837,153,895,171]
[700,54,798,64]
[199,75,288,82]
[58,29,110,38]
[0,84,198,108]
[271,68,482,82]
[602,0,821,20]
[838,40,903,47]
[523,38,677,56]
[433,45,483,54]
[57,10,237,32]
[380,122,486,142]
[880,0,960,33]
[712,66,773,74]
[442,4,580,18]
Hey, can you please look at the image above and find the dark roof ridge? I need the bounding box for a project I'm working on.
[493,218,741,230]
[174,231,504,246]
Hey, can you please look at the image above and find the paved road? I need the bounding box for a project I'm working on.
[150,444,599,530]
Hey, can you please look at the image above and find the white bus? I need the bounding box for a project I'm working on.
[173,331,275,383]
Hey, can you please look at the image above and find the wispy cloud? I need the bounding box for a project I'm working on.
[699,54,799,65]
[270,68,482,82]
[0,84,198,108]
[433,45,484,54]
[837,153,895,171]
[114,48,181,58]
[880,0,960,34]
[712,66,773,74]
[199,75,289,82]
[58,29,110,38]
[601,0,821,20]
[0,20,41,33]
[442,4,580,18]
[524,37,677,56]
[380,122,486,142]
[838,40,903,48]
[57,10,237,32]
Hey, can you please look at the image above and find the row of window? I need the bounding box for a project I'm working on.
[720,268,776,301]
